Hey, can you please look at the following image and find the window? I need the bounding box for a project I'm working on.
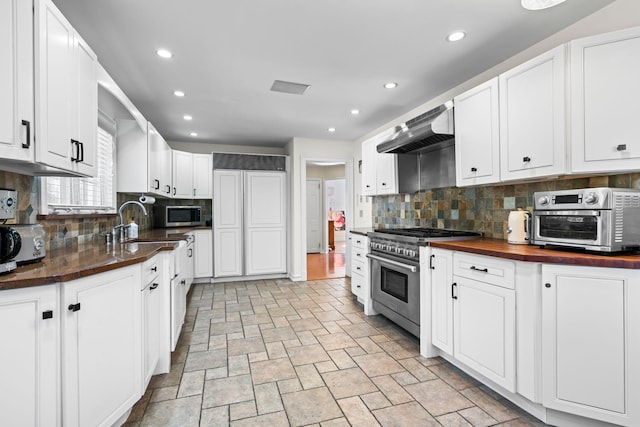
[45,126,116,213]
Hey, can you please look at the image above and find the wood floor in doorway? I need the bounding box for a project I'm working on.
[307,242,346,281]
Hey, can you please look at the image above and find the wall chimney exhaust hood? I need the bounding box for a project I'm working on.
[376,101,454,154]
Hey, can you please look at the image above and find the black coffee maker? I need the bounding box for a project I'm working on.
[0,188,20,274]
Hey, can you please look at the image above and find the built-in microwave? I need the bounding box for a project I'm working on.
[154,205,202,227]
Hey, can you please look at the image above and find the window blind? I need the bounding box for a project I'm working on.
[46,127,116,212]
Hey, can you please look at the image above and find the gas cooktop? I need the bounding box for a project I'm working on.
[368,228,482,247]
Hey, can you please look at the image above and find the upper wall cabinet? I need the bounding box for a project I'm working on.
[117,120,172,197]
[499,45,567,182]
[570,26,640,174]
[454,78,501,187]
[361,134,400,196]
[171,151,212,199]
[0,0,34,163]
[35,0,98,177]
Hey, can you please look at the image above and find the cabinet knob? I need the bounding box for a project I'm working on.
[357,285,361,288]
[42,310,53,320]
[523,156,531,163]
[545,283,551,288]
[151,266,157,272]
[381,182,387,186]
[617,144,627,151]
[68,303,81,312]
[471,167,477,172]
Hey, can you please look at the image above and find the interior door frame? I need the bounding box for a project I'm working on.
[306,178,323,253]
[301,158,353,281]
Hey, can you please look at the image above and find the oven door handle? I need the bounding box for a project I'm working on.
[366,253,418,273]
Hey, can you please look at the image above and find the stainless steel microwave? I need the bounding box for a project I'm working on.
[532,188,640,253]
[154,205,202,227]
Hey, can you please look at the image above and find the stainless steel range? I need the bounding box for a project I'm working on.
[366,228,481,337]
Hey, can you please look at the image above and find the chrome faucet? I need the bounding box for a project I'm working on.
[113,200,148,242]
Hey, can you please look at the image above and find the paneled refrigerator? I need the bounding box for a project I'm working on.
[213,154,288,279]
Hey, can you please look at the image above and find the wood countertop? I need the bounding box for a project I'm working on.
[429,238,640,269]
[0,242,178,291]
[0,226,213,290]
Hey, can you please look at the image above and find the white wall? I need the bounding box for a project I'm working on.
[286,137,355,281]
[352,0,640,228]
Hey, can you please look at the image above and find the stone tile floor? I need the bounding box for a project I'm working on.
[125,278,548,427]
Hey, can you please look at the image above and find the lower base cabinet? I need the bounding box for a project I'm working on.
[192,229,213,279]
[62,265,142,427]
[542,264,640,427]
[171,273,187,351]
[0,284,58,427]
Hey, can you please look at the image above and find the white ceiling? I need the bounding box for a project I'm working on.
[52,0,613,148]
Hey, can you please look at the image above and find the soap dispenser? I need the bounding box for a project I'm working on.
[128,217,138,239]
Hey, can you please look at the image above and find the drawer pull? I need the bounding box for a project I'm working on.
[150,283,159,290]
[617,144,627,151]
[430,254,435,270]
[357,285,361,288]
[471,167,477,172]
[470,266,488,273]
[523,156,531,163]
[42,310,53,320]
[68,303,81,312]
[545,283,551,288]
[356,266,361,271]
[151,266,157,272]
[451,283,458,300]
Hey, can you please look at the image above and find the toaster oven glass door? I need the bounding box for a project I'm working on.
[534,210,606,246]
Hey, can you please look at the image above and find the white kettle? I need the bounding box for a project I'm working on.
[507,208,531,244]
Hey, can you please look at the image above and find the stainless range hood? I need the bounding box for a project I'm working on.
[376,101,454,154]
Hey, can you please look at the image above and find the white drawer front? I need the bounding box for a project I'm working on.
[351,234,368,250]
[142,256,160,288]
[453,252,515,289]
[351,270,365,298]
[351,257,368,278]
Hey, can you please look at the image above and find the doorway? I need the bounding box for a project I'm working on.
[305,162,347,280]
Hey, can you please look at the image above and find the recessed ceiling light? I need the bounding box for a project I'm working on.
[183,115,192,121]
[190,132,198,137]
[328,127,336,133]
[446,31,466,42]
[351,109,360,115]
[156,49,173,59]
[384,82,398,89]
[521,0,567,10]
[173,90,185,97]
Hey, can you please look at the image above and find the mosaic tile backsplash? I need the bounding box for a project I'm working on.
[0,170,211,252]
[372,173,640,239]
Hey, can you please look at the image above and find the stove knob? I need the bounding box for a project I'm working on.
[397,248,405,255]
[406,249,416,258]
[387,246,396,253]
[584,192,599,205]
[34,239,44,251]
[538,196,550,206]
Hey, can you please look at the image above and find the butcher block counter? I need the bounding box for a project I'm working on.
[429,238,640,269]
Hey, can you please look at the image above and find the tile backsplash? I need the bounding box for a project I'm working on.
[372,173,640,239]
[0,170,211,252]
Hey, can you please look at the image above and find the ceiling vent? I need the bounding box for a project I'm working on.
[270,80,310,95]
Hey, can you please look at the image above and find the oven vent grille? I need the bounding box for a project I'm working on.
[613,193,640,243]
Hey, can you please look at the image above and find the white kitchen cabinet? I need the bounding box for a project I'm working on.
[499,45,566,182]
[171,152,213,199]
[0,284,58,427]
[193,153,213,199]
[454,78,501,186]
[361,138,377,196]
[433,251,517,392]
[361,133,399,195]
[430,247,454,356]
[117,120,173,197]
[245,171,287,276]
[350,234,374,313]
[214,169,287,278]
[62,265,142,427]
[141,255,163,390]
[0,0,34,163]
[35,0,98,177]
[192,229,213,279]
[172,150,193,198]
[214,170,243,277]
[541,264,640,426]
[148,122,172,197]
[570,26,640,174]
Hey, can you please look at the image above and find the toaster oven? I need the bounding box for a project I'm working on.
[532,188,640,253]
